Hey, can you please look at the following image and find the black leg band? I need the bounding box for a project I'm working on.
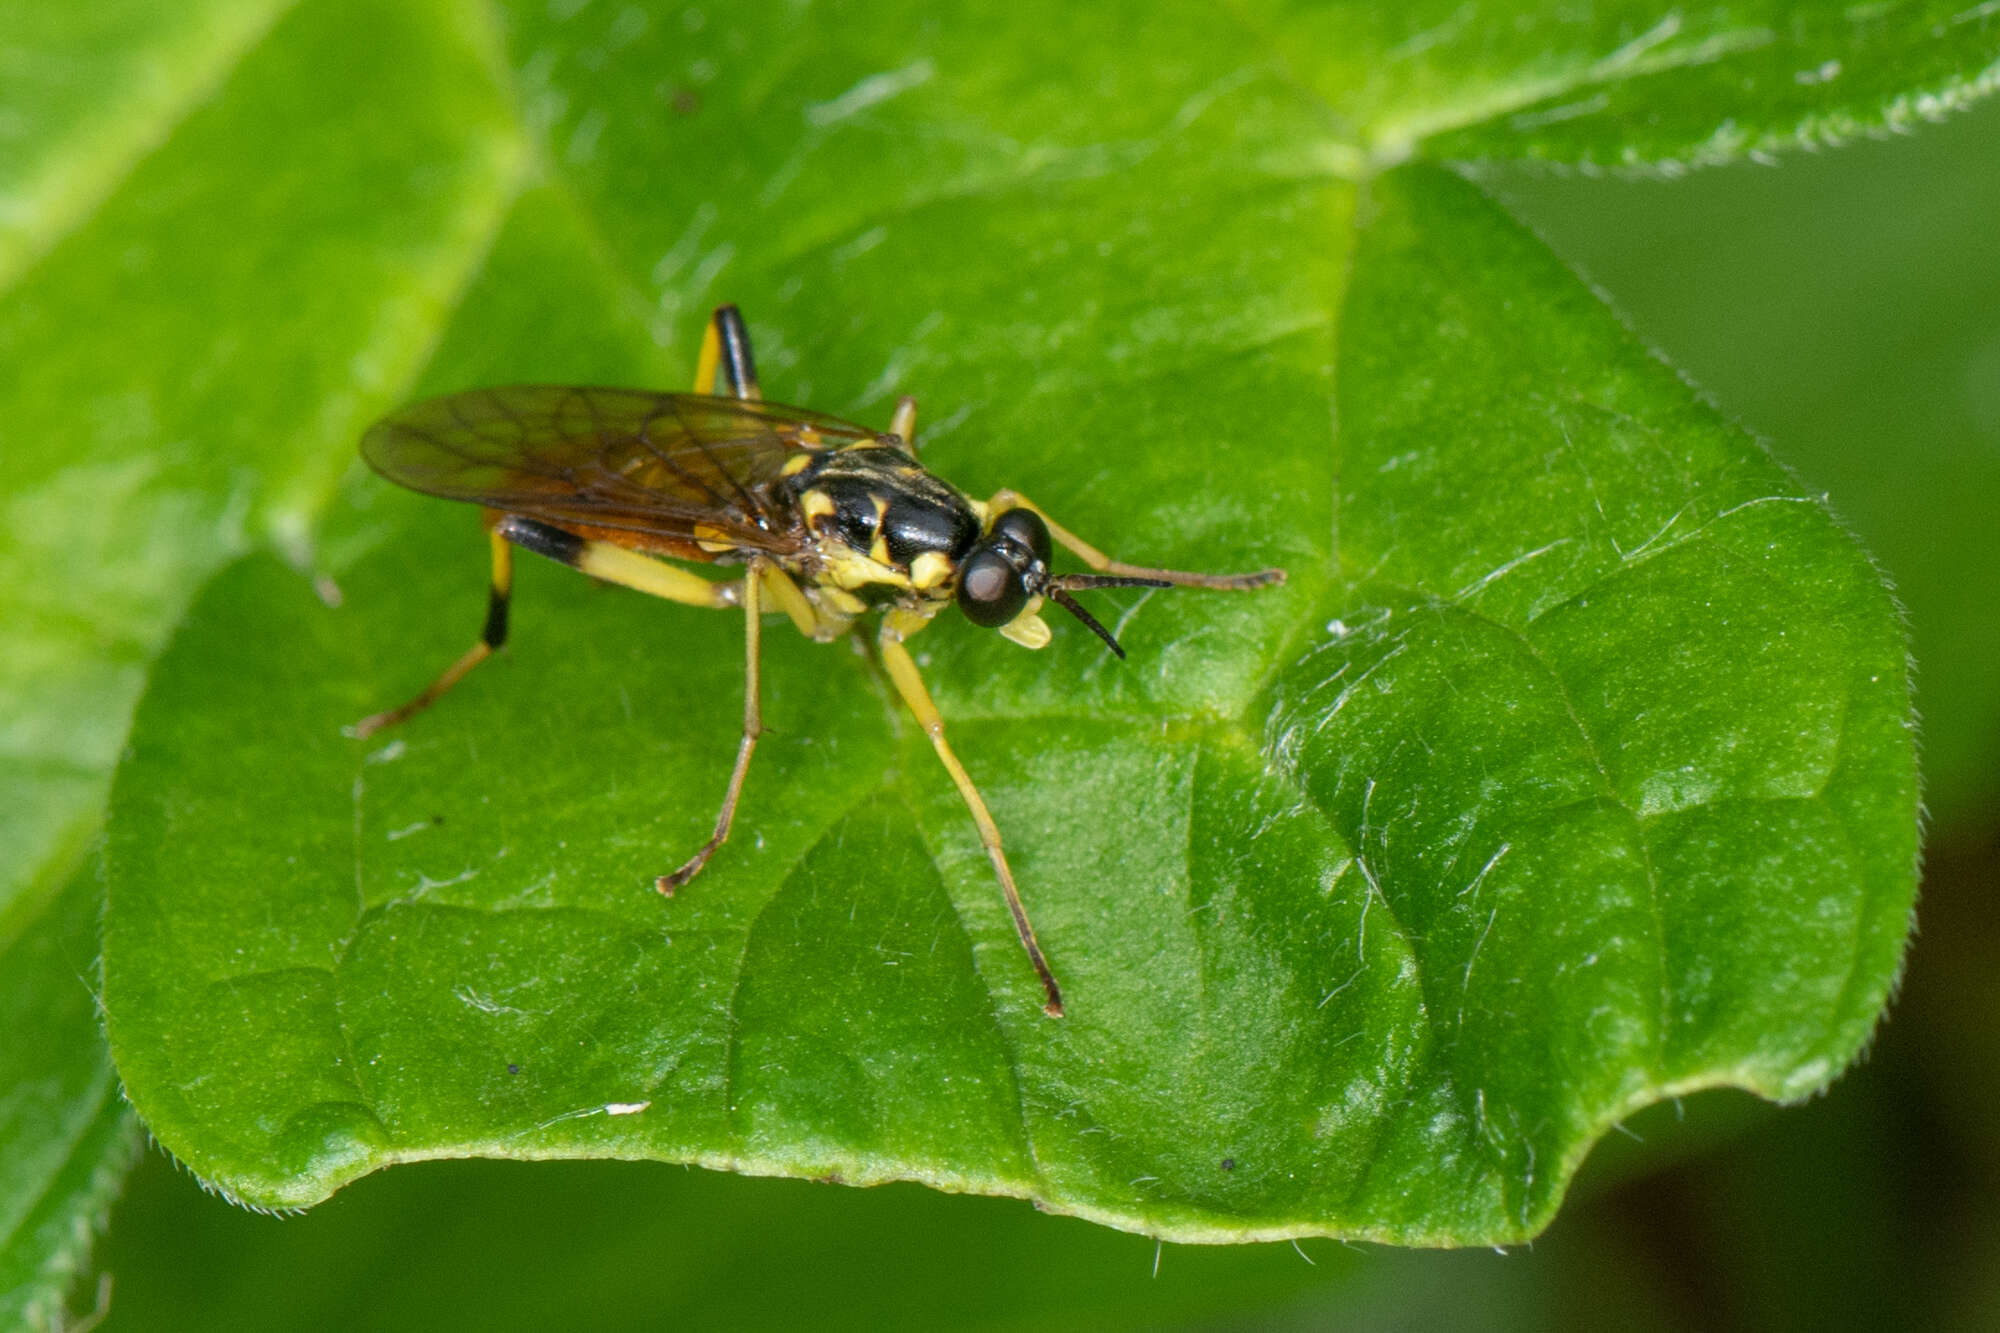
[496,515,586,567]
[714,304,760,399]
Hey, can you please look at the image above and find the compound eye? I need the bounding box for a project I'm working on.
[990,507,1052,568]
[956,546,1030,627]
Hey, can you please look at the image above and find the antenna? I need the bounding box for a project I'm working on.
[1044,574,1171,659]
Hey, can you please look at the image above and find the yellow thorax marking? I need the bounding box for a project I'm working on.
[819,542,910,592]
[909,550,953,590]
[867,493,892,565]
[780,453,813,477]
[800,489,835,523]
[692,522,736,554]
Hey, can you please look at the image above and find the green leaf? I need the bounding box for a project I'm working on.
[0,862,140,1331]
[0,0,519,1315]
[0,0,519,927]
[0,0,288,286]
[1305,0,2000,170]
[1487,95,2000,829]
[26,0,1938,1246]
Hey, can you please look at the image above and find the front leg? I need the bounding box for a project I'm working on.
[876,609,1064,1017]
[987,489,1285,590]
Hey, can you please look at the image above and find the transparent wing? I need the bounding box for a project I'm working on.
[362,386,878,555]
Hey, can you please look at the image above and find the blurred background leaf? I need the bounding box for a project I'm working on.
[0,857,139,1332]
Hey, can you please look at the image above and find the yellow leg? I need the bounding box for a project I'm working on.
[877,610,1064,1017]
[889,395,918,453]
[572,539,736,608]
[353,517,514,738]
[659,558,847,887]
[659,556,769,891]
[759,561,851,642]
[354,516,734,739]
[988,489,1286,591]
[693,311,722,395]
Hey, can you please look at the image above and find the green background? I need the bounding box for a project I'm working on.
[2,0,1994,1326]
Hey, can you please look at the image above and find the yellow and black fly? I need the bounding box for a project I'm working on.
[357,305,1284,1016]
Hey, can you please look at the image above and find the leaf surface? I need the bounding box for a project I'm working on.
[24,0,1938,1243]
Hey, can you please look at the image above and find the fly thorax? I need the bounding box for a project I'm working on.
[786,444,979,601]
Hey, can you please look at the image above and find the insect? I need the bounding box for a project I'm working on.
[356,305,1284,1017]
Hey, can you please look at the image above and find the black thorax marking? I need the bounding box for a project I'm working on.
[787,445,979,572]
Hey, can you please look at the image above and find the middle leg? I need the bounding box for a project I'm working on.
[659,554,770,892]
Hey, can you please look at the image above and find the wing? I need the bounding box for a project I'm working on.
[361,386,880,557]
